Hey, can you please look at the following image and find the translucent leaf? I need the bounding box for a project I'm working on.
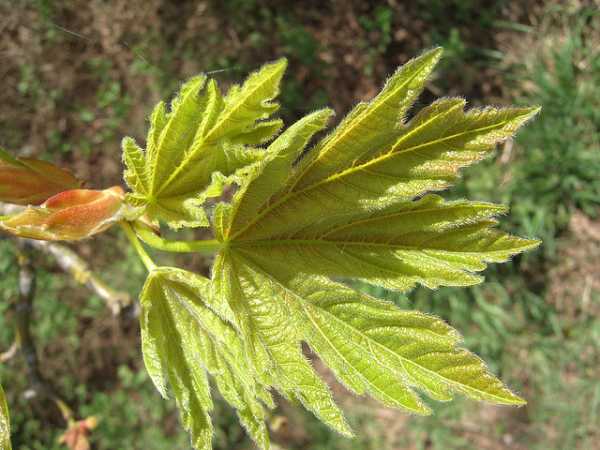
[133,50,541,447]
[122,137,148,196]
[256,268,525,409]
[209,59,287,141]
[0,383,10,450]
[211,251,524,439]
[226,99,540,243]
[122,60,287,229]
[229,119,284,146]
[289,47,443,190]
[205,49,538,442]
[230,194,538,291]
[140,268,273,450]
[218,91,539,290]
[221,108,334,238]
[212,253,353,437]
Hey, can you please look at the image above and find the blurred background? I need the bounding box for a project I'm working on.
[1,1,599,449]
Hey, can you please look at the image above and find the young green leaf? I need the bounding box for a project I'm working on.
[204,48,538,447]
[224,193,538,291]
[209,250,524,446]
[287,47,443,190]
[140,267,274,450]
[123,59,287,229]
[223,97,539,243]
[262,270,525,408]
[132,49,540,450]
[216,58,539,290]
[218,108,335,236]
[214,251,353,437]
[0,383,10,450]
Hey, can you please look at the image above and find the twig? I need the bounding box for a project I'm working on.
[26,240,131,315]
[14,240,74,422]
[0,340,18,363]
[14,241,55,398]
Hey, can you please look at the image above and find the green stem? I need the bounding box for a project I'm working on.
[133,223,222,255]
[120,222,157,271]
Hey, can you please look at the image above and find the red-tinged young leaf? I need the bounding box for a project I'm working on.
[0,147,81,205]
[0,186,125,241]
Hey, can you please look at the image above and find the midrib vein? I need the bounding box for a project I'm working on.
[231,113,509,240]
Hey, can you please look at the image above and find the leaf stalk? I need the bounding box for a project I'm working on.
[120,221,157,270]
[133,223,222,255]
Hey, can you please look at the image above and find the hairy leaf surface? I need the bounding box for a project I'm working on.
[206,48,537,446]
[140,268,274,449]
[214,251,352,436]
[208,249,526,445]
[134,48,540,450]
[267,271,524,408]
[123,59,287,229]
[216,49,539,291]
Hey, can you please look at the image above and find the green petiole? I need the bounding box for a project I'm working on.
[120,221,157,271]
[133,223,223,255]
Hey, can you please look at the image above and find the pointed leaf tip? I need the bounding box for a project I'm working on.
[126,58,288,230]
[524,105,542,120]
[270,57,288,72]
[129,48,541,447]
[523,238,542,250]
[424,46,444,62]
[505,391,527,406]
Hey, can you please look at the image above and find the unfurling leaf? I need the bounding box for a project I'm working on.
[134,48,540,449]
[122,59,287,229]
[0,147,80,205]
[0,383,10,450]
[140,268,273,450]
[0,186,125,241]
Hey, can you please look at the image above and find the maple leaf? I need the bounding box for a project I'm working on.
[131,48,540,450]
[210,47,537,439]
[139,268,276,449]
[122,59,287,229]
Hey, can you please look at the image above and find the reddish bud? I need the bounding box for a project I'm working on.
[0,186,125,241]
[0,148,81,205]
